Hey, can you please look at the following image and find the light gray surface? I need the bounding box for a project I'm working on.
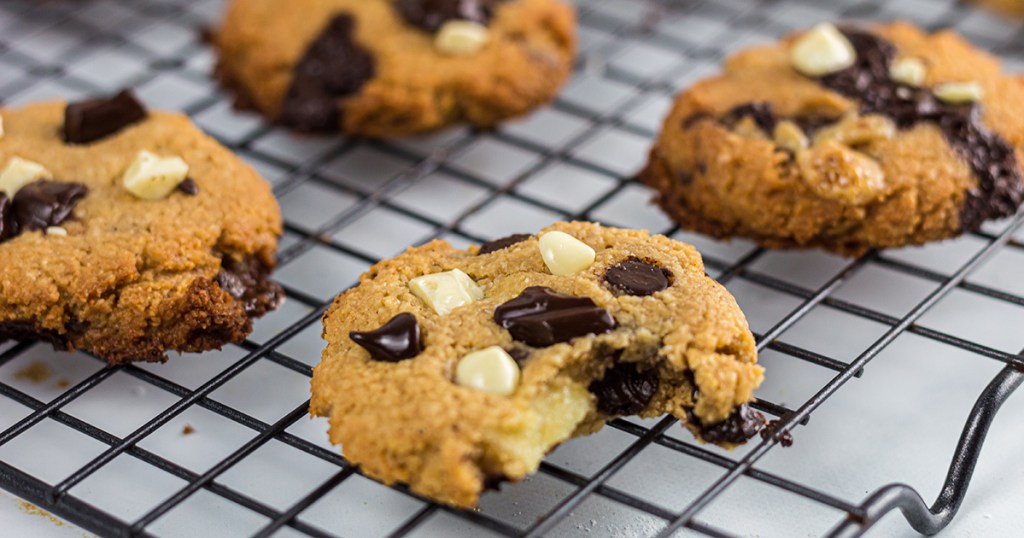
[1,0,1024,537]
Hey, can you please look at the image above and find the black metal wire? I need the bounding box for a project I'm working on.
[0,1,1022,537]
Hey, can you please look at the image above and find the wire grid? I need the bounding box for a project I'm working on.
[1,0,1024,536]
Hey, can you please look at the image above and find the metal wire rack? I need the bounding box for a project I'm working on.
[1,0,1024,536]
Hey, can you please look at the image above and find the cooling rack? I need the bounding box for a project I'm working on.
[2,0,1024,536]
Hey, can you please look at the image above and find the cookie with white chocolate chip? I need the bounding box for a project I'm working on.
[0,90,283,364]
[311,221,764,508]
[640,22,1024,256]
[213,0,576,136]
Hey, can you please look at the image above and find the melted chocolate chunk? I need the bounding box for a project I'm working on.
[64,89,148,144]
[817,27,1024,229]
[494,286,616,347]
[0,321,71,348]
[280,14,376,132]
[589,361,659,415]
[724,102,777,133]
[177,178,199,196]
[760,418,794,447]
[505,346,531,365]
[215,256,285,317]
[0,193,10,241]
[350,313,423,362]
[1,181,88,241]
[605,259,672,296]
[478,233,531,255]
[394,0,503,32]
[691,404,765,445]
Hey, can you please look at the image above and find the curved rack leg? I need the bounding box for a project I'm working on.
[828,364,1024,538]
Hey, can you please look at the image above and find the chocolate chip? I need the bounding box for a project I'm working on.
[177,178,199,196]
[691,404,765,445]
[817,27,1024,230]
[280,14,376,132]
[215,256,285,317]
[394,0,503,32]
[494,286,616,347]
[589,361,659,415]
[8,180,88,236]
[63,89,148,144]
[605,259,671,296]
[350,312,423,362]
[478,233,531,255]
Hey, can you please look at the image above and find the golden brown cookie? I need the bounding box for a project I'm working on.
[214,0,576,137]
[311,221,764,508]
[971,0,1024,15]
[640,22,1024,256]
[0,91,283,364]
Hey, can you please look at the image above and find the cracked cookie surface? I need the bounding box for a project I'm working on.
[215,0,575,137]
[0,97,283,363]
[641,22,1024,255]
[311,221,763,508]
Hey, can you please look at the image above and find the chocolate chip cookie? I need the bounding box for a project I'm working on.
[0,90,283,364]
[214,0,576,137]
[640,22,1024,255]
[311,222,764,508]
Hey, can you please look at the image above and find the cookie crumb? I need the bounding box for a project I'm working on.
[182,424,195,435]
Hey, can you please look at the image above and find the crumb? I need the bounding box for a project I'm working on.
[17,500,65,527]
[182,424,195,435]
[13,361,52,384]
[55,378,71,389]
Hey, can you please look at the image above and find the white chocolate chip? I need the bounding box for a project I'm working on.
[773,121,808,152]
[0,156,52,196]
[538,231,596,276]
[409,268,484,315]
[934,81,983,104]
[889,57,926,87]
[455,346,520,396]
[790,22,856,77]
[122,150,189,201]
[45,226,67,237]
[435,20,489,56]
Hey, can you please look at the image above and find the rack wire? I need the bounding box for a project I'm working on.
[1,0,1024,536]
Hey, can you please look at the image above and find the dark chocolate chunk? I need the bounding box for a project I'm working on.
[7,180,88,237]
[478,233,531,255]
[215,256,285,317]
[63,89,148,144]
[816,27,1024,229]
[177,178,199,196]
[494,286,616,347]
[280,14,376,132]
[589,361,659,415]
[350,313,423,362]
[0,193,10,241]
[605,259,671,296]
[394,0,503,32]
[691,404,765,445]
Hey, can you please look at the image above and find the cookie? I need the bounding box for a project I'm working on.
[214,0,576,137]
[0,90,284,364]
[640,22,1024,255]
[311,222,764,508]
[971,0,1024,15]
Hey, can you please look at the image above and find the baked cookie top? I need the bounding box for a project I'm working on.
[311,221,763,508]
[215,0,575,137]
[0,91,283,363]
[642,22,1024,255]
